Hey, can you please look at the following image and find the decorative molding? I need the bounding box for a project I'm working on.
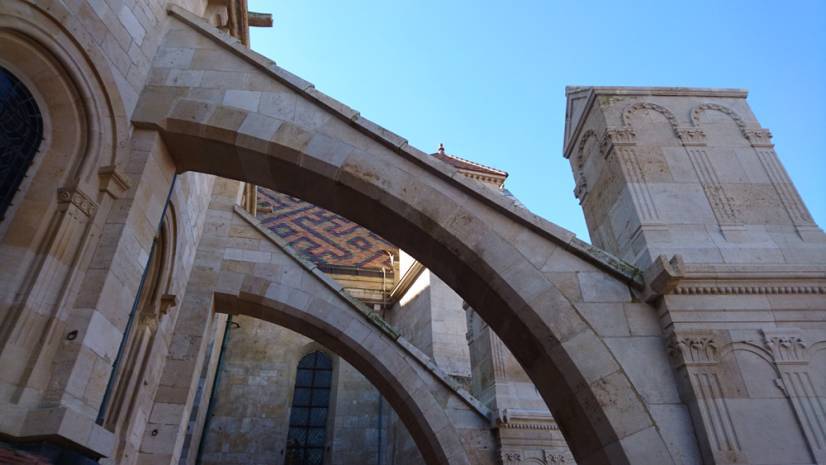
[498,422,560,431]
[490,332,508,381]
[685,147,738,224]
[644,255,826,300]
[621,102,679,136]
[672,285,825,295]
[754,149,814,226]
[676,127,707,146]
[615,146,660,222]
[98,165,131,198]
[600,127,636,157]
[576,129,600,162]
[57,187,97,217]
[667,333,719,366]
[761,329,807,364]
[690,103,747,132]
[759,329,826,456]
[500,448,572,464]
[743,128,774,148]
[666,331,743,455]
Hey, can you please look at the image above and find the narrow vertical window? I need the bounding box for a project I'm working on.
[285,351,332,465]
[0,66,43,221]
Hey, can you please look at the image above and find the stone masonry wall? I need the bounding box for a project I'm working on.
[199,314,419,465]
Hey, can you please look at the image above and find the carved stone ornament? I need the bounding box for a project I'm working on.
[761,329,807,364]
[743,128,774,147]
[98,165,132,198]
[667,333,719,366]
[676,127,707,146]
[600,127,636,157]
[499,448,572,464]
[502,451,523,463]
[621,102,680,136]
[690,103,747,132]
[57,187,98,217]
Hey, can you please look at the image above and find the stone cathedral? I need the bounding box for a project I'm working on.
[0,0,824,464]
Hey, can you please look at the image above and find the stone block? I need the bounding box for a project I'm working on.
[578,272,631,303]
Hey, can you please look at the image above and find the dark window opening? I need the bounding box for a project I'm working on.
[285,351,332,465]
[0,66,43,221]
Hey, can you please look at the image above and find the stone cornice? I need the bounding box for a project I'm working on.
[387,260,425,305]
[644,255,826,301]
[566,86,748,98]
[564,86,748,157]
[496,408,559,431]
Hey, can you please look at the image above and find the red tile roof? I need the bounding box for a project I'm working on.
[431,144,508,178]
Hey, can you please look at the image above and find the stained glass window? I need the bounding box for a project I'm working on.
[0,66,42,221]
[285,351,332,465]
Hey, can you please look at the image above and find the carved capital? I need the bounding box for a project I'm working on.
[98,165,131,198]
[667,333,719,367]
[57,188,98,217]
[502,451,523,463]
[600,127,636,157]
[677,127,707,146]
[743,128,774,147]
[761,329,807,364]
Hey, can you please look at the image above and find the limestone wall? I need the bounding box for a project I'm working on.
[198,314,418,465]
[391,270,471,381]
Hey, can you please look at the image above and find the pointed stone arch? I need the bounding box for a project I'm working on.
[132,7,680,464]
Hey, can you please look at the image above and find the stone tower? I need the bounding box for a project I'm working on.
[566,87,826,465]
[564,87,825,270]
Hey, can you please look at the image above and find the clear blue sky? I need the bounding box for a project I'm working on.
[248,0,826,241]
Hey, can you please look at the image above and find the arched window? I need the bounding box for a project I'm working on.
[0,66,43,221]
[103,208,176,460]
[285,351,333,465]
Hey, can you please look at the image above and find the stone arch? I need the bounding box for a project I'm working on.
[690,103,747,135]
[0,1,129,184]
[296,339,337,365]
[208,236,497,465]
[621,101,680,135]
[576,129,600,169]
[572,129,599,203]
[0,0,132,416]
[133,9,679,464]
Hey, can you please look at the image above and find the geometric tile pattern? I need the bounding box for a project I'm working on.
[257,187,397,271]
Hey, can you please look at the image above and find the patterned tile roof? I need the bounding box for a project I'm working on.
[256,187,398,274]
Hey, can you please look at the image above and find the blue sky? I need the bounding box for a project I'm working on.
[248,0,826,241]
